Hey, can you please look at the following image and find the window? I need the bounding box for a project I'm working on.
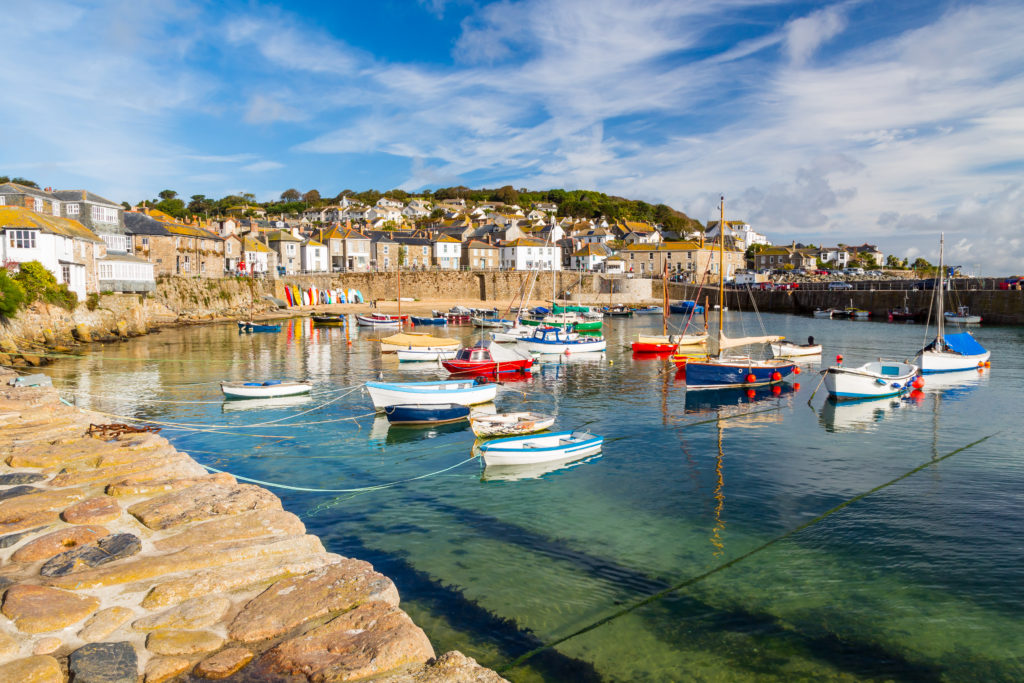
[141,237,149,248]
[9,230,37,248]
[66,203,79,215]
[90,205,119,224]
[381,245,389,254]
[61,264,71,284]
[201,261,206,273]
[422,246,428,255]
[52,202,60,216]
[34,198,43,212]
[0,196,4,205]
[101,234,129,252]
[286,244,296,254]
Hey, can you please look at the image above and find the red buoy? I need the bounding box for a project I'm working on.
[911,376,925,390]
[836,354,844,364]
[771,371,782,381]
[793,366,801,375]
[746,373,757,383]
[771,385,782,395]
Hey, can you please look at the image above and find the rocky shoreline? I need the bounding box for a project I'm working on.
[0,367,505,682]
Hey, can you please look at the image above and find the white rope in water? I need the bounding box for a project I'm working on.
[200,454,479,493]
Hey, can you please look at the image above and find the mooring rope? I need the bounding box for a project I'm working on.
[499,432,997,673]
[199,454,479,494]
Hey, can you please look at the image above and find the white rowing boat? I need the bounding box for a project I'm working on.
[823,361,919,400]
[396,348,458,362]
[469,411,555,438]
[477,430,604,466]
[221,380,312,399]
[364,378,498,410]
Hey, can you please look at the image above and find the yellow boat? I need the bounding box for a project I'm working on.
[378,332,460,353]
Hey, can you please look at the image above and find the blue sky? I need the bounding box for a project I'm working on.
[2,0,1023,270]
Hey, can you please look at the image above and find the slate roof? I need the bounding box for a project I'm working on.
[52,189,121,207]
[124,212,172,236]
[0,205,102,242]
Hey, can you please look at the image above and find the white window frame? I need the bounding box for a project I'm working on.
[8,230,37,249]
[66,203,79,215]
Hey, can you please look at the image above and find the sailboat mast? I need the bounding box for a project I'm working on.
[937,233,944,344]
[718,196,725,338]
[662,258,668,337]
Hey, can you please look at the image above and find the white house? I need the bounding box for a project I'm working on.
[602,256,626,274]
[376,197,404,210]
[706,221,771,250]
[241,236,273,275]
[300,239,329,273]
[365,206,403,224]
[571,243,611,271]
[0,205,104,298]
[817,246,850,268]
[499,238,561,271]
[432,235,462,270]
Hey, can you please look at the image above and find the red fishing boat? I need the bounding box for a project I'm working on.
[442,340,534,375]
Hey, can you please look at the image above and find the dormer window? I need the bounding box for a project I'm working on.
[66,203,79,215]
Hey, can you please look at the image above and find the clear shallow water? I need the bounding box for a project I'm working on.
[45,313,1024,682]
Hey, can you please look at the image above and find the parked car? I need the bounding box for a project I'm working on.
[828,282,854,290]
[815,269,831,275]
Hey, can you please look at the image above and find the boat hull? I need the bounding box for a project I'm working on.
[470,412,555,438]
[915,349,990,374]
[365,380,498,410]
[517,338,607,354]
[441,359,533,374]
[357,315,401,327]
[384,403,470,425]
[684,359,796,389]
[824,362,919,399]
[770,342,823,358]
[478,430,603,466]
[396,349,458,362]
[221,381,312,399]
[410,316,447,326]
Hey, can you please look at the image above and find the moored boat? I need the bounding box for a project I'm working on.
[634,305,663,314]
[365,378,498,410]
[669,300,704,314]
[378,333,460,353]
[770,338,823,358]
[442,340,534,375]
[915,235,990,373]
[516,327,607,355]
[812,308,833,319]
[823,360,920,400]
[410,315,447,326]
[384,403,470,425]
[944,305,982,324]
[311,314,346,326]
[490,324,533,343]
[221,380,312,399]
[472,316,513,328]
[477,430,604,466]
[396,348,459,362]
[602,305,633,317]
[357,314,402,327]
[238,321,282,333]
[469,411,555,438]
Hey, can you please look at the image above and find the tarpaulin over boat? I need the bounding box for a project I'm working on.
[379,333,459,348]
[943,332,987,356]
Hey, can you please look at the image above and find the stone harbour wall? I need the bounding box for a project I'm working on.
[0,371,505,683]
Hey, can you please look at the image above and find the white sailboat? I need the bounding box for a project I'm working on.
[914,234,990,374]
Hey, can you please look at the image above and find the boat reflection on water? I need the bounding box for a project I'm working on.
[368,416,470,445]
[818,396,908,433]
[682,383,797,419]
[481,453,602,482]
[220,394,312,413]
[918,368,989,400]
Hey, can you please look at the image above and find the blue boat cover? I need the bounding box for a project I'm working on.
[944,332,987,356]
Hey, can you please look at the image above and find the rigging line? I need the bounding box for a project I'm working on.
[199,453,480,494]
[238,385,364,427]
[499,431,998,673]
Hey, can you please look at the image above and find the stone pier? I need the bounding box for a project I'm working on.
[0,368,504,682]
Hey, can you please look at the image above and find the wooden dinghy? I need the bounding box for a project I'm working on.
[470,411,555,438]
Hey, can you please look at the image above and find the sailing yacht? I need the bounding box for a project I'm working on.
[682,197,797,389]
[914,234,990,373]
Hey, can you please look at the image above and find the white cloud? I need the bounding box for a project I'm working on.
[241,161,285,173]
[244,95,309,125]
[784,5,849,66]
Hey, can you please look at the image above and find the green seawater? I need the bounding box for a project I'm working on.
[44,313,1024,682]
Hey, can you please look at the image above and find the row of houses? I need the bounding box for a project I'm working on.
[752,242,884,270]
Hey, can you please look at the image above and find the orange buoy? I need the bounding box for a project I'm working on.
[984,360,991,367]
[771,371,782,381]
[978,366,984,373]
[911,376,925,390]
[836,354,844,364]
[745,373,757,383]
[793,366,801,375]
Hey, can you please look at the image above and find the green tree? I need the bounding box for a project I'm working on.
[397,245,407,267]
[0,269,27,317]
[885,254,903,269]
[494,185,519,205]
[12,261,77,310]
[1,176,39,188]
[281,188,301,202]
[158,189,178,201]
[911,257,932,270]
[155,197,186,218]
[188,194,212,216]
[303,189,321,206]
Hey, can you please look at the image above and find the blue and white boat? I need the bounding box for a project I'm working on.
[516,327,606,355]
[477,430,603,466]
[915,235,990,374]
[823,360,920,400]
[669,300,704,314]
[221,379,311,399]
[410,316,447,326]
[384,403,470,425]
[237,321,281,333]
[365,378,498,410]
[634,305,663,315]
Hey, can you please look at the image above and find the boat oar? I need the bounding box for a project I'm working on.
[806,369,828,405]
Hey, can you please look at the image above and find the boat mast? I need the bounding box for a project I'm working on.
[717,196,725,342]
[397,263,402,323]
[936,232,944,344]
[662,258,668,337]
